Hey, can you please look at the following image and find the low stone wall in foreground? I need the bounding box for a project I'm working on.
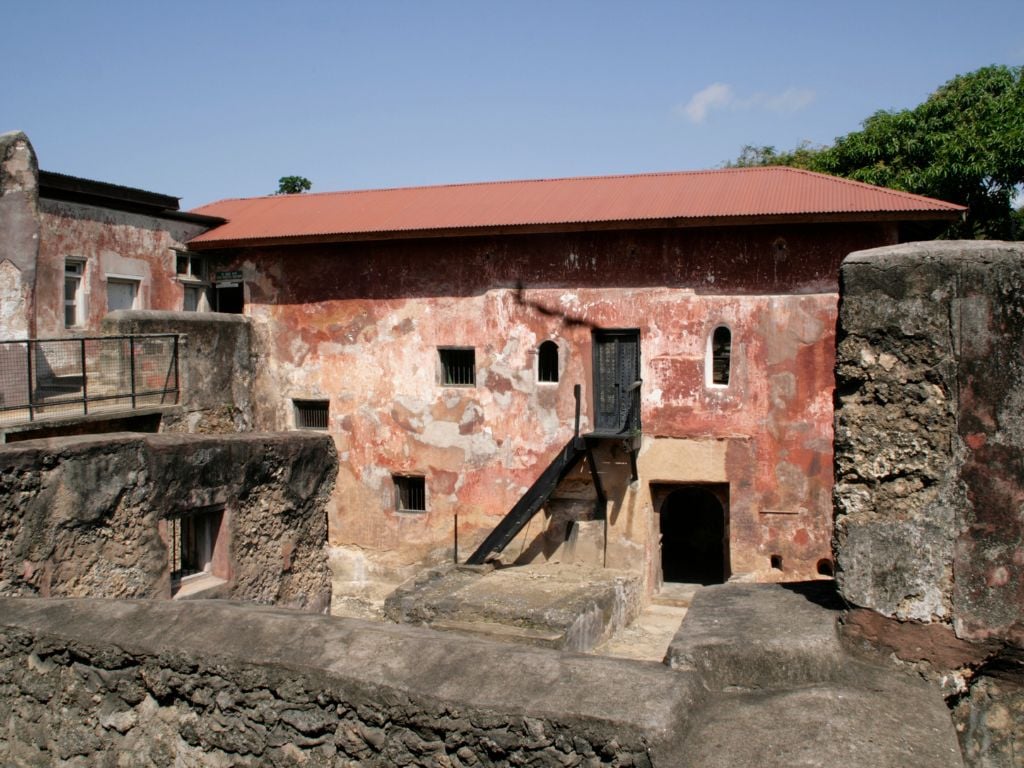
[0,598,694,767]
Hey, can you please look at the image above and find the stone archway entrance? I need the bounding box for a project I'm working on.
[657,485,729,584]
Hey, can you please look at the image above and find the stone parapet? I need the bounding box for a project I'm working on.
[0,597,694,766]
[835,240,1024,644]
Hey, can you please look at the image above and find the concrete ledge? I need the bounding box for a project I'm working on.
[0,596,701,763]
[663,581,964,767]
[384,563,643,652]
[665,581,849,689]
[683,683,964,768]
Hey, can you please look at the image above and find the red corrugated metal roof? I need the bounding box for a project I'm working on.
[188,167,965,247]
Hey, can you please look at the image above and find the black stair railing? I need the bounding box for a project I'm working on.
[466,384,589,565]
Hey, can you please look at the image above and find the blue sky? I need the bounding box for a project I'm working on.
[4,1,1023,209]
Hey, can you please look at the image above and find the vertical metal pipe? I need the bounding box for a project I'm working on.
[173,335,180,404]
[80,337,88,415]
[573,384,581,438]
[26,342,34,422]
[453,513,459,564]
[129,336,137,409]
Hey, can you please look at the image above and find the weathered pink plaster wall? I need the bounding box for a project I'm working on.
[35,201,208,338]
[213,222,896,602]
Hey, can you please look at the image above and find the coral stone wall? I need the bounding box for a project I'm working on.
[0,598,688,766]
[0,432,336,610]
[835,241,1024,644]
[209,221,896,600]
[101,311,255,434]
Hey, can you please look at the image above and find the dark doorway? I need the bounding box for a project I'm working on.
[659,485,728,584]
[592,329,640,434]
[216,284,244,314]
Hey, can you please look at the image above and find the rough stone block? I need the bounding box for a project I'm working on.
[835,241,1024,643]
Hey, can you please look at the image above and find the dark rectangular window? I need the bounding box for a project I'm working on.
[710,327,731,386]
[294,399,329,430]
[439,348,475,386]
[168,505,226,594]
[394,475,426,512]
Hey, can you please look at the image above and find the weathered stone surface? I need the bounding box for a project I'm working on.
[661,580,966,767]
[0,597,696,766]
[0,131,39,342]
[841,608,1000,672]
[0,431,336,609]
[103,310,255,434]
[384,562,642,652]
[835,241,1024,642]
[953,653,1024,768]
[685,681,964,768]
[665,581,849,689]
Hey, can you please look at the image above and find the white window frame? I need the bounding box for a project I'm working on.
[64,259,86,328]
[174,250,210,312]
[106,275,141,312]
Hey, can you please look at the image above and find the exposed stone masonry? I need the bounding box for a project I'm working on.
[834,241,1024,638]
[0,432,336,610]
[102,311,256,434]
[0,599,687,767]
[833,241,1024,767]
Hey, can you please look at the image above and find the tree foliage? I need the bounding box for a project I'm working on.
[725,141,825,171]
[276,176,312,195]
[730,65,1024,239]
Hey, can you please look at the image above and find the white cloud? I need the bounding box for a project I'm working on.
[681,82,735,123]
[678,83,815,123]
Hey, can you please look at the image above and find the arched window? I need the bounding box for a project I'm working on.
[538,340,559,383]
[707,326,731,386]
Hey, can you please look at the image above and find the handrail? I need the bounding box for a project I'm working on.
[0,334,181,425]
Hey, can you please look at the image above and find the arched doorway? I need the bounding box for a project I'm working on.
[659,485,729,584]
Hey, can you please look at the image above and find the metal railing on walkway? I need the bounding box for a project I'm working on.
[0,334,180,425]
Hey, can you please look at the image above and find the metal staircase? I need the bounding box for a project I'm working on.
[466,383,641,565]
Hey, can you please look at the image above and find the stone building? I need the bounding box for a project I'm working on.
[187,169,963,606]
[0,130,223,342]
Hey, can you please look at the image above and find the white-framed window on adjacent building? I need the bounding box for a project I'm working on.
[106,277,140,313]
[175,250,209,312]
[64,259,85,328]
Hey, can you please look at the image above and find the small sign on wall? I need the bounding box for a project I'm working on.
[215,270,242,287]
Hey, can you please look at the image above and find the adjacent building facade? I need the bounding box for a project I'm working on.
[0,130,223,342]
[187,169,963,606]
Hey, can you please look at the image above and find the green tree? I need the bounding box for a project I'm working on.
[814,65,1024,239]
[725,141,825,170]
[728,65,1024,239]
[276,176,312,195]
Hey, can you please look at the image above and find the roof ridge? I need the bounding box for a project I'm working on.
[777,166,963,208]
[191,166,815,211]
